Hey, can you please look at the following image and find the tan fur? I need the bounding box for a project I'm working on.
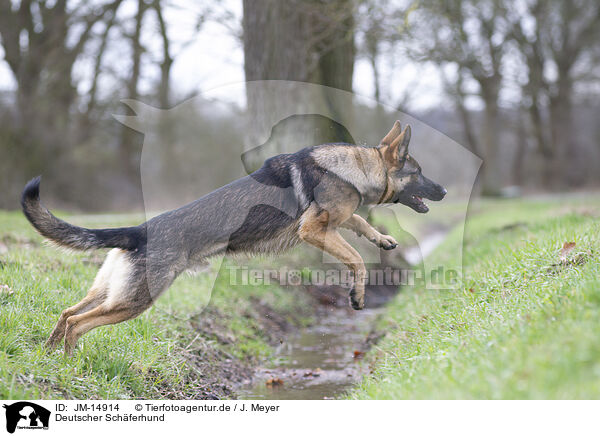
[63,306,140,355]
[312,146,387,204]
[46,249,144,355]
[299,124,415,309]
[44,287,107,350]
[340,214,398,250]
[382,125,411,163]
[298,204,368,309]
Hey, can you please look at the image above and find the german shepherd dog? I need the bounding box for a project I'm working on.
[21,121,446,355]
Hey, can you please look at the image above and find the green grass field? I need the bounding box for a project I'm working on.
[348,194,600,399]
[0,211,311,399]
[2,193,599,400]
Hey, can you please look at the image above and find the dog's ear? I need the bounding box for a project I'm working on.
[379,120,402,146]
[385,125,411,163]
[396,125,411,161]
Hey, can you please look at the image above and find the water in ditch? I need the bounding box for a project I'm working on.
[237,306,382,400]
[237,230,447,400]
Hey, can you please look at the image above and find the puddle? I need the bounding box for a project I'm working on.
[238,306,382,400]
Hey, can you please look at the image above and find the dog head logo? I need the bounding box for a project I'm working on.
[3,402,50,433]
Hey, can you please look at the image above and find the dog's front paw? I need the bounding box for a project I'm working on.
[377,234,398,250]
[349,288,365,310]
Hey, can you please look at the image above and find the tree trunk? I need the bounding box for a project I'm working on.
[479,89,502,196]
[154,0,173,109]
[120,0,146,185]
[513,109,528,186]
[548,72,575,189]
[242,0,355,154]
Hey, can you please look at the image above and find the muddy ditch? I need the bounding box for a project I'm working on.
[236,305,384,400]
[167,230,447,400]
[234,234,445,400]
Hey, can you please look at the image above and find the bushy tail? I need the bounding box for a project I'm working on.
[21,177,145,251]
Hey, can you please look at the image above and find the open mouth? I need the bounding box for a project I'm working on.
[411,195,429,212]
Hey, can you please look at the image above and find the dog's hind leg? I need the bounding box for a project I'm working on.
[45,249,129,350]
[63,303,148,356]
[45,287,107,351]
[61,249,179,355]
[62,278,155,355]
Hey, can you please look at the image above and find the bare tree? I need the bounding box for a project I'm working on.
[0,0,125,206]
[153,0,173,109]
[119,0,148,184]
[400,0,511,195]
[0,0,123,135]
[0,0,188,208]
[509,0,600,187]
[81,8,118,135]
[355,0,407,104]
[243,0,355,90]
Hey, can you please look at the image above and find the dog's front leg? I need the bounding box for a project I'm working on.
[299,211,368,310]
[341,214,397,250]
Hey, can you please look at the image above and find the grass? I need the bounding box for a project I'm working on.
[0,211,312,399]
[348,193,600,399]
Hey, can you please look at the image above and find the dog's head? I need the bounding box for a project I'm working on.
[377,121,446,213]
